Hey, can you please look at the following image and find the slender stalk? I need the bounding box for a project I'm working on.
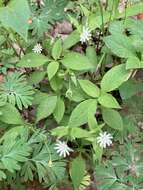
[97,0,104,35]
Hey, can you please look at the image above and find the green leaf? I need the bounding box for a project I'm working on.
[36,96,57,122]
[53,97,65,123]
[17,53,49,68]
[70,156,85,189]
[52,39,62,60]
[70,128,90,139]
[50,75,63,91]
[61,52,95,71]
[28,71,46,85]
[78,79,100,98]
[102,108,123,130]
[86,46,98,68]
[119,80,143,99]
[101,64,131,92]
[0,171,6,181]
[126,56,143,69]
[63,30,80,50]
[1,137,31,173]
[0,103,23,124]
[96,164,118,190]
[104,34,135,58]
[51,126,69,138]
[98,92,121,109]
[47,61,59,80]
[69,99,97,127]
[0,0,31,40]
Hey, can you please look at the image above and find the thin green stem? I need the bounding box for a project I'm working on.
[97,0,104,35]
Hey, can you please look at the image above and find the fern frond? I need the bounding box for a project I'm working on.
[0,72,34,110]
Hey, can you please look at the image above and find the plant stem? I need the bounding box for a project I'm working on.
[97,0,104,35]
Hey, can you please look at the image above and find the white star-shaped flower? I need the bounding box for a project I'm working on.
[54,140,73,157]
[32,43,42,54]
[80,26,91,44]
[97,132,113,148]
[31,0,45,6]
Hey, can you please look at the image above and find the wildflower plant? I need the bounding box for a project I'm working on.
[0,0,143,189]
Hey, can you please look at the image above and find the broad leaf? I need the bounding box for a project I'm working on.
[47,61,59,80]
[104,34,135,58]
[102,108,123,130]
[70,156,85,189]
[53,97,65,123]
[17,53,49,68]
[126,56,143,69]
[63,30,80,50]
[119,80,143,99]
[36,96,57,122]
[101,64,131,92]
[98,92,121,109]
[61,52,95,71]
[0,103,23,125]
[0,0,31,40]
[52,39,62,60]
[86,46,98,68]
[78,79,100,98]
[28,71,46,85]
[69,99,97,127]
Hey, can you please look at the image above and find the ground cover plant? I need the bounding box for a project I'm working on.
[0,0,143,189]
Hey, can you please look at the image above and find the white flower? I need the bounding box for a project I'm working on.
[54,140,73,157]
[118,0,126,13]
[80,26,91,44]
[40,0,45,6]
[97,132,113,148]
[32,43,42,54]
[100,0,107,4]
[31,0,45,6]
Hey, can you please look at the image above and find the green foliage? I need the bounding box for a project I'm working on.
[95,143,143,190]
[0,72,34,110]
[30,0,68,36]
[36,95,57,122]
[0,103,23,124]
[101,64,131,92]
[0,0,31,40]
[61,52,95,71]
[17,53,49,68]
[0,0,143,189]
[70,156,90,190]
[0,126,66,187]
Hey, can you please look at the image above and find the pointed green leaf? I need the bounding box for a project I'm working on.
[101,64,131,92]
[102,108,123,130]
[104,34,136,58]
[17,53,49,68]
[0,103,23,124]
[70,156,85,189]
[36,96,57,122]
[69,99,97,127]
[52,39,62,60]
[98,92,121,109]
[47,61,59,80]
[78,79,100,98]
[61,52,95,71]
[126,56,143,69]
[53,97,65,123]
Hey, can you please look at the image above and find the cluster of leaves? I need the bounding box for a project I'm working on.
[0,0,143,189]
[95,143,143,190]
[0,125,66,189]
